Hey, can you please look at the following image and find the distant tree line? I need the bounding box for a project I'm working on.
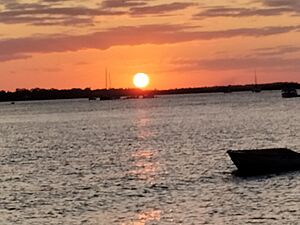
[157,82,300,95]
[0,88,153,102]
[0,82,299,102]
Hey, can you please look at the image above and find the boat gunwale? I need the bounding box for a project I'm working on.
[227,148,300,155]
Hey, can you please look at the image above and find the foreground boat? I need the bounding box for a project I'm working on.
[227,148,300,175]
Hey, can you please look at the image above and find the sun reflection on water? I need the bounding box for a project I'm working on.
[121,209,161,225]
[136,118,153,140]
[128,149,160,183]
[122,106,163,225]
[129,108,160,183]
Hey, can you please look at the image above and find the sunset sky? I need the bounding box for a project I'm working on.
[0,0,300,90]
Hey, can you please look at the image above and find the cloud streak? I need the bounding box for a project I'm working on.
[130,2,195,16]
[194,6,292,19]
[260,0,300,14]
[253,45,300,56]
[101,0,147,8]
[0,1,126,26]
[172,56,300,72]
[0,23,298,62]
[0,1,196,26]
[193,0,300,20]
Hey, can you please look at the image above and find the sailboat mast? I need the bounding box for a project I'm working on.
[252,69,261,92]
[105,68,108,90]
[108,71,111,89]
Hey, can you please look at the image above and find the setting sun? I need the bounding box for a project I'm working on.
[133,73,150,88]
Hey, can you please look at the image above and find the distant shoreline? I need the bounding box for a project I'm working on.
[1,82,299,102]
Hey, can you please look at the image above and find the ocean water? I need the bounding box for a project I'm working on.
[0,91,299,225]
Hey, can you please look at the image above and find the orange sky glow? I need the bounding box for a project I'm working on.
[0,0,300,91]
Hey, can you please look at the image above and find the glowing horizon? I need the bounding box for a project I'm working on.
[0,0,300,91]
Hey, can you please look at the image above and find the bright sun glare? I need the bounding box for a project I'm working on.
[133,73,149,88]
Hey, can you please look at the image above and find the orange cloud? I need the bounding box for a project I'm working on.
[0,24,298,61]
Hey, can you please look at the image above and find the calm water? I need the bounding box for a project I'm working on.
[0,91,299,225]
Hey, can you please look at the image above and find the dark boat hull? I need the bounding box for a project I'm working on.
[281,88,299,98]
[227,148,300,174]
[282,93,299,98]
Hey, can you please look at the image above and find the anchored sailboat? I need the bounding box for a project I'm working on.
[100,68,120,100]
[105,68,112,90]
[252,70,261,93]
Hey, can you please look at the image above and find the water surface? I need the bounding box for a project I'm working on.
[0,91,299,224]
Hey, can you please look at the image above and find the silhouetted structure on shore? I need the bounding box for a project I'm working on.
[157,82,299,95]
[0,82,299,102]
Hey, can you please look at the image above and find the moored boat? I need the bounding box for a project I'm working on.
[227,148,300,174]
[281,87,299,98]
[251,70,261,93]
